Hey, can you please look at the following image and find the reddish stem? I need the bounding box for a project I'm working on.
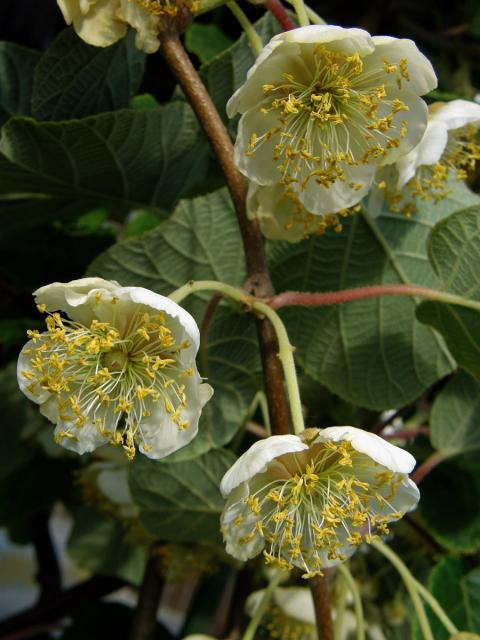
[410,450,445,484]
[269,285,445,310]
[264,0,295,30]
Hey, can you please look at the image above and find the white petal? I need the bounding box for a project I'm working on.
[247,183,307,242]
[370,36,437,95]
[17,338,51,404]
[221,484,265,560]
[314,426,416,474]
[71,0,127,48]
[117,0,160,53]
[430,99,480,130]
[57,0,84,23]
[97,467,133,505]
[396,120,448,187]
[34,278,120,325]
[53,418,109,455]
[300,164,373,214]
[233,106,286,185]
[138,379,212,460]
[220,435,308,497]
[274,587,316,624]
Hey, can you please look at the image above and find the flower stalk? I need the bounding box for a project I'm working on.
[337,564,365,640]
[170,279,305,435]
[227,1,262,54]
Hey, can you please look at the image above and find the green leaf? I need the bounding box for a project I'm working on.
[413,557,480,640]
[0,42,40,127]
[129,448,235,542]
[88,188,245,319]
[68,507,146,584]
[199,13,282,127]
[417,205,480,380]
[32,28,145,121]
[269,185,480,409]
[0,104,208,229]
[185,23,233,63]
[430,371,480,457]
[419,457,480,552]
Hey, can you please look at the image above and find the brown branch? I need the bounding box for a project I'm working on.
[0,576,125,639]
[128,556,164,640]
[201,293,223,342]
[310,573,334,640]
[264,0,295,30]
[159,31,291,436]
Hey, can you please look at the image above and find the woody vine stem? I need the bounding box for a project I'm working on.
[158,22,335,640]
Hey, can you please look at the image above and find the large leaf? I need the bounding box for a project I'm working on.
[419,457,480,552]
[430,371,480,457]
[413,557,480,640]
[417,206,480,379]
[90,189,262,459]
[88,188,245,319]
[68,507,146,585]
[32,28,145,121]
[0,103,208,228]
[269,185,480,409]
[129,448,235,542]
[0,42,40,126]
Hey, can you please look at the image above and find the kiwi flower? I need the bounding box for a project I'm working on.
[220,427,419,578]
[17,278,213,460]
[228,25,437,216]
[56,0,193,52]
[395,100,480,202]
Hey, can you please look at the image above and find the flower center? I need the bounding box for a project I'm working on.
[237,441,404,578]
[247,45,411,193]
[21,304,193,458]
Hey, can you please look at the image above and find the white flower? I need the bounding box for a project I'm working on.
[228,25,437,215]
[396,99,480,193]
[56,0,178,53]
[246,587,317,640]
[17,278,213,460]
[220,427,419,577]
[247,182,361,242]
[370,100,480,216]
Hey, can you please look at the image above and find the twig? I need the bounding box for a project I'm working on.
[128,556,164,640]
[0,576,125,639]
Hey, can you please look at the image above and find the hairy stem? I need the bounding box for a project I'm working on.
[284,0,325,23]
[270,285,480,313]
[372,542,434,640]
[264,0,295,30]
[227,1,262,54]
[159,32,291,436]
[128,556,164,640]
